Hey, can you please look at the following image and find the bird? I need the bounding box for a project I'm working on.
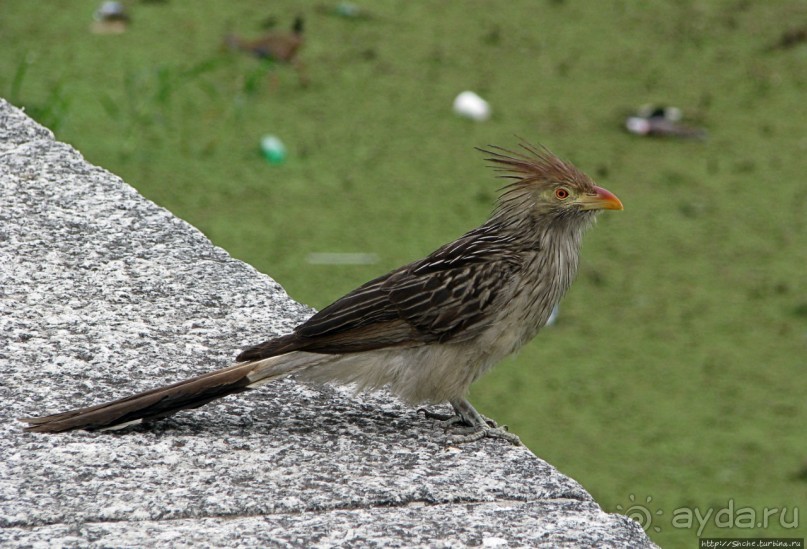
[91,1,130,34]
[224,16,307,85]
[20,143,623,444]
[624,105,707,140]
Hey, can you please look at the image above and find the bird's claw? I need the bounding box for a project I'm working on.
[418,407,521,446]
[418,407,498,428]
[418,408,459,421]
[449,424,522,446]
[417,407,456,423]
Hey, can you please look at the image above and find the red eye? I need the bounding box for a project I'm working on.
[555,188,570,200]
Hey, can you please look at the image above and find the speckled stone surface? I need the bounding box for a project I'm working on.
[0,99,655,548]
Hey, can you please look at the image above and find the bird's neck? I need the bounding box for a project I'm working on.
[517,213,596,320]
[538,213,596,285]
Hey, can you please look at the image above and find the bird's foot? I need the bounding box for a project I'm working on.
[418,407,466,426]
[418,407,497,429]
[418,399,522,446]
[448,423,522,446]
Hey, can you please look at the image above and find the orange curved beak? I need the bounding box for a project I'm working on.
[578,185,624,211]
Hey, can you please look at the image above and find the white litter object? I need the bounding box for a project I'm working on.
[625,116,652,135]
[95,1,126,21]
[452,91,491,122]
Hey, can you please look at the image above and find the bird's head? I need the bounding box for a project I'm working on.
[480,143,623,226]
[292,16,304,35]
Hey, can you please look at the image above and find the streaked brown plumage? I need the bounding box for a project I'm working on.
[225,17,304,62]
[20,143,623,443]
[224,17,306,84]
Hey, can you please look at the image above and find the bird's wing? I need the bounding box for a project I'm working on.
[237,225,523,360]
[386,228,523,343]
[299,225,524,344]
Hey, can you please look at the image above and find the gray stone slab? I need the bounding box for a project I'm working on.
[0,98,655,548]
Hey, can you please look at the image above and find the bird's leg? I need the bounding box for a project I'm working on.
[419,399,521,446]
[451,399,498,428]
[418,407,461,424]
[292,59,309,87]
[419,401,495,427]
[448,399,522,445]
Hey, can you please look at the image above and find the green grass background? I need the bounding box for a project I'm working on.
[2,1,805,546]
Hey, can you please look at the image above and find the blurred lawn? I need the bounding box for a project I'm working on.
[2,1,805,546]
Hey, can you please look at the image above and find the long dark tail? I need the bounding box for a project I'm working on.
[19,353,323,433]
